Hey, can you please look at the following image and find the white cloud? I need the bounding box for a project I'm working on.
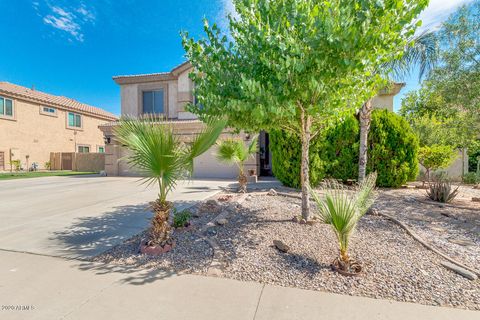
[217,0,237,32]
[34,1,96,42]
[417,0,474,32]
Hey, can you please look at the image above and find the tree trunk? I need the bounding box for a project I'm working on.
[358,99,373,183]
[300,109,311,221]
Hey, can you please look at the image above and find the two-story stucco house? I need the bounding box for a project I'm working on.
[100,62,404,178]
[0,82,118,171]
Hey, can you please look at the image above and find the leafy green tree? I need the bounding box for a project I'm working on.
[183,0,428,220]
[401,1,480,175]
[115,116,226,246]
[418,145,457,182]
[216,136,258,192]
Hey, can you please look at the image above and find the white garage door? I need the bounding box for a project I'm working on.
[193,146,238,179]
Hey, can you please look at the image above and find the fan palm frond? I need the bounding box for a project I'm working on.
[115,115,225,202]
[311,173,377,261]
[383,31,438,82]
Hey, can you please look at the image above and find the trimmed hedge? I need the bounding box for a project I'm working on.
[366,110,419,187]
[270,129,326,189]
[270,109,419,188]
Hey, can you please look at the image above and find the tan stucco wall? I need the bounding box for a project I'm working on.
[0,97,109,171]
[119,67,194,120]
[120,80,180,119]
[102,121,257,179]
[372,94,394,112]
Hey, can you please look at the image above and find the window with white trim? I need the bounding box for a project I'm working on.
[98,146,105,153]
[43,106,56,114]
[0,96,14,118]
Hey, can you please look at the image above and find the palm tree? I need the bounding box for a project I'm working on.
[216,136,258,193]
[115,115,226,246]
[358,32,438,182]
[311,172,377,274]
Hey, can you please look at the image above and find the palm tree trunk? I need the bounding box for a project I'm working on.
[358,99,373,183]
[300,109,311,221]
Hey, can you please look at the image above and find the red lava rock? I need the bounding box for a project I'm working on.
[139,241,175,256]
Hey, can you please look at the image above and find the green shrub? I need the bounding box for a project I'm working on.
[10,160,21,171]
[367,110,419,187]
[270,129,326,188]
[467,140,480,173]
[269,110,419,188]
[463,172,479,184]
[173,209,191,228]
[323,116,359,181]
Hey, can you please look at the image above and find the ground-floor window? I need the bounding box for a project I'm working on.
[98,146,105,153]
[78,145,90,153]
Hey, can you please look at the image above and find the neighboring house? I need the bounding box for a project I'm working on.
[100,62,404,178]
[0,82,118,171]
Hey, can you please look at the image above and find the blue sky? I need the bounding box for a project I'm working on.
[0,0,472,115]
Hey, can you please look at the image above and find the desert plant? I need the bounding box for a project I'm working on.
[216,136,258,192]
[311,172,377,275]
[115,115,226,246]
[173,209,191,228]
[426,175,459,203]
[45,161,51,170]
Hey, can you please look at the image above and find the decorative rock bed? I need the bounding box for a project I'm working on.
[94,185,480,311]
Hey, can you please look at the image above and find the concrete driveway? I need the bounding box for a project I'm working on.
[0,175,232,259]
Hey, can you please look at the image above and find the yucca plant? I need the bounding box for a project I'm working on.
[216,136,258,192]
[426,175,459,203]
[311,172,377,275]
[115,115,226,246]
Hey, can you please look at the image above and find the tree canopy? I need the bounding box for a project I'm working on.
[400,1,480,150]
[183,0,428,218]
[183,0,428,134]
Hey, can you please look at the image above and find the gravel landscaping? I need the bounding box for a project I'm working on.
[95,185,480,311]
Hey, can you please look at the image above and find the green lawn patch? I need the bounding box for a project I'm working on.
[0,171,96,180]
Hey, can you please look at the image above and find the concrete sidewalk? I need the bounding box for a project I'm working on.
[0,250,477,320]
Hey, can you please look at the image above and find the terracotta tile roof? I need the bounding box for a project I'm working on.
[0,82,118,121]
[99,118,202,128]
[112,61,192,85]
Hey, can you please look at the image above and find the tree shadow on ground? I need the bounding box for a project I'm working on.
[211,200,329,277]
[50,200,202,285]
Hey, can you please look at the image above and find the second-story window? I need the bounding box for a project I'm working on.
[0,96,14,118]
[41,106,57,116]
[68,112,82,128]
[43,106,56,114]
[142,89,164,114]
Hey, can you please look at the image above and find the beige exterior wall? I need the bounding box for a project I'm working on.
[118,67,195,120]
[371,94,394,112]
[0,96,110,171]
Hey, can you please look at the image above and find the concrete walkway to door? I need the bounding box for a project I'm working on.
[0,175,233,259]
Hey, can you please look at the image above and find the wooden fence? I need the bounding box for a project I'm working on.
[50,152,105,172]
